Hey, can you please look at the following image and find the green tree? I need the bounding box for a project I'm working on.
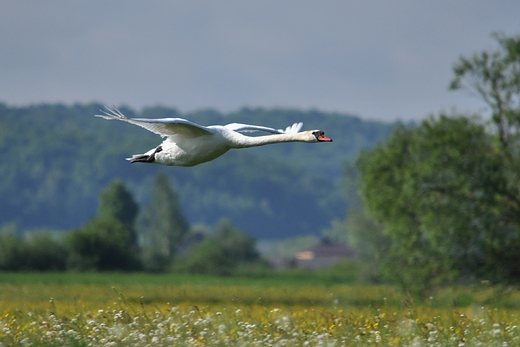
[0,225,69,272]
[450,32,520,150]
[67,180,141,271]
[180,218,260,276]
[448,32,520,281]
[356,33,520,293]
[22,233,69,271]
[213,219,260,264]
[98,180,139,247]
[139,172,190,270]
[181,238,232,276]
[67,216,141,271]
[357,114,520,293]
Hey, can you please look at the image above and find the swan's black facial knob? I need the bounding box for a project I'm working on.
[312,131,333,142]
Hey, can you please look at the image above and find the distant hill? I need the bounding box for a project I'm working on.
[0,103,395,238]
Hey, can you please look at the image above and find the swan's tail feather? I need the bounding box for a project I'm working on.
[126,146,163,163]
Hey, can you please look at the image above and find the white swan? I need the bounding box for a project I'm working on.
[96,106,332,167]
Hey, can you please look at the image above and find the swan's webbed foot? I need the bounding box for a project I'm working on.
[129,146,163,163]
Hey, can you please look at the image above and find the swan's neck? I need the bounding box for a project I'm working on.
[232,133,312,148]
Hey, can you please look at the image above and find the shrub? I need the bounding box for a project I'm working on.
[66,216,141,271]
[0,232,68,271]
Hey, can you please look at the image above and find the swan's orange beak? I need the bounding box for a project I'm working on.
[317,133,332,142]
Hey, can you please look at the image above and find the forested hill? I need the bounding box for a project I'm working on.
[0,103,395,239]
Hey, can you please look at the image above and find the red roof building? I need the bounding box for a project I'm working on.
[296,239,355,269]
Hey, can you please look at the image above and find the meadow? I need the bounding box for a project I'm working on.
[1,272,520,346]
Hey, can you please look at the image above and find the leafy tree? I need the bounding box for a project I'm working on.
[67,180,141,271]
[448,32,520,281]
[357,114,520,292]
[180,238,232,275]
[67,216,141,271]
[0,229,69,272]
[138,172,190,269]
[23,233,69,271]
[450,32,520,150]
[98,180,139,247]
[213,218,260,263]
[179,218,260,276]
[356,33,520,293]
[0,228,26,271]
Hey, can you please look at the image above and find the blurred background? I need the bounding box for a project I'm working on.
[1,1,520,293]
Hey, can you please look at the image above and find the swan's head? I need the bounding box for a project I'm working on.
[310,130,333,142]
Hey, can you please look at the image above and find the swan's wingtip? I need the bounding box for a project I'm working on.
[94,105,128,120]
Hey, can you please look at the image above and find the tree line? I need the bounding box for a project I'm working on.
[0,173,262,275]
[0,103,394,239]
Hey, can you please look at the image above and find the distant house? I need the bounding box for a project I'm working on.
[295,239,355,269]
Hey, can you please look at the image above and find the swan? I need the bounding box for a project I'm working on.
[96,106,332,167]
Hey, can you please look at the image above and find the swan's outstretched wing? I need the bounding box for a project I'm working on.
[225,122,303,134]
[96,106,213,137]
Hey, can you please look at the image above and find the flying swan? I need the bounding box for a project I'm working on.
[96,106,332,167]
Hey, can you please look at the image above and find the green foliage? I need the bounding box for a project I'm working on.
[138,172,190,271]
[23,233,69,271]
[213,218,260,263]
[66,216,141,271]
[179,219,261,276]
[354,33,520,293]
[450,32,520,150]
[98,180,139,247]
[180,238,232,276]
[342,208,388,283]
[358,114,520,292]
[0,231,68,271]
[321,162,388,283]
[140,251,171,274]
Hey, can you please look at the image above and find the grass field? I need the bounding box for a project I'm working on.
[1,272,520,346]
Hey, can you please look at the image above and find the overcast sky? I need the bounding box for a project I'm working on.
[1,1,519,122]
